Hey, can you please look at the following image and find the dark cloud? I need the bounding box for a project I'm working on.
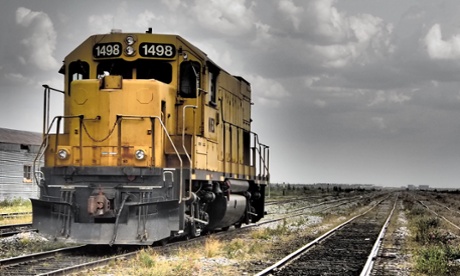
[2,0,460,187]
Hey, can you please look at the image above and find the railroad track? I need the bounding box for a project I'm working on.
[371,191,460,276]
[417,199,460,231]
[265,194,337,206]
[0,223,35,238]
[1,216,284,276]
[370,194,412,276]
[256,195,397,275]
[0,212,32,219]
[0,195,375,275]
[0,192,388,275]
[264,192,384,225]
[0,244,145,275]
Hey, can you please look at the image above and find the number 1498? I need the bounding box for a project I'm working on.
[140,43,176,58]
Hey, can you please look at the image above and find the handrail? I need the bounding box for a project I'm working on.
[33,115,85,189]
[181,105,197,202]
[180,63,200,203]
[35,85,64,193]
[33,117,58,189]
[33,114,184,203]
[41,85,64,139]
[218,98,270,183]
[253,133,270,181]
[116,115,183,202]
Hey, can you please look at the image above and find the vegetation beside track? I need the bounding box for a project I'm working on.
[0,198,32,225]
[405,197,460,275]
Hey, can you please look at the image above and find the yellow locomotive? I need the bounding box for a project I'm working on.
[32,29,270,245]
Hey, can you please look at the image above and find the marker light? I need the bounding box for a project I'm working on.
[135,149,146,160]
[57,149,69,160]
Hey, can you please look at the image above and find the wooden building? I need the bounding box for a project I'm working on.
[0,128,43,200]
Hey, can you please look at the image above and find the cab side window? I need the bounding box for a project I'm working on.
[207,62,219,105]
[179,61,200,98]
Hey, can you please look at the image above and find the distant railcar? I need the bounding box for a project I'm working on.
[31,29,270,245]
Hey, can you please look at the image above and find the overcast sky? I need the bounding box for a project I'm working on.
[2,0,460,188]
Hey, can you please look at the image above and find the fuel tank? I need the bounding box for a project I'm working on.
[205,194,247,230]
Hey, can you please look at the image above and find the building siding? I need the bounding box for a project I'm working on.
[0,128,43,201]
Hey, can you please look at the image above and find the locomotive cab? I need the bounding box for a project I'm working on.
[31,30,269,245]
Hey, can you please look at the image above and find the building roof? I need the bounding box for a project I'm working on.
[0,128,42,145]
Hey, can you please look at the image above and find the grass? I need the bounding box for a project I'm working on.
[204,236,222,257]
[0,197,32,213]
[405,199,460,275]
[0,198,32,225]
[250,219,290,240]
[415,245,449,274]
[91,222,286,276]
[92,238,239,276]
[0,215,32,225]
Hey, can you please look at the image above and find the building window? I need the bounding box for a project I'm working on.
[20,144,31,152]
[23,165,32,183]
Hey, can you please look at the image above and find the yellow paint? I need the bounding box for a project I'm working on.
[45,32,261,181]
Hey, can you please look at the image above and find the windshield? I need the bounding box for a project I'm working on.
[96,59,172,84]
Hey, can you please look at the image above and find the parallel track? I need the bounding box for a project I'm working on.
[0,223,35,238]
[0,212,32,218]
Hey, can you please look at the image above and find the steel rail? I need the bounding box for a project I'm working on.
[0,212,32,218]
[418,200,460,231]
[0,223,31,229]
[0,245,86,267]
[360,199,398,276]
[255,197,389,276]
[0,223,35,238]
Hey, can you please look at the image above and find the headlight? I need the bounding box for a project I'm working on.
[135,149,146,160]
[57,149,69,160]
[125,46,135,56]
[125,35,136,45]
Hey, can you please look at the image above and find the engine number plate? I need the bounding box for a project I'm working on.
[139,43,176,58]
[93,43,122,58]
